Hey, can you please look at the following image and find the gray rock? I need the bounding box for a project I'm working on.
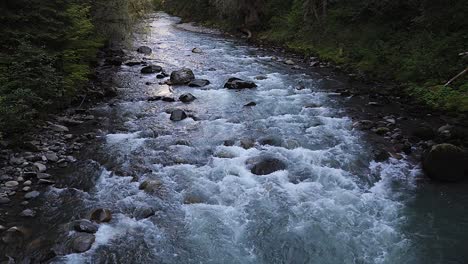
[244,102,256,107]
[137,46,152,54]
[170,110,188,121]
[224,77,257,89]
[284,59,295,65]
[20,209,36,217]
[170,68,195,85]
[45,152,59,162]
[139,180,163,194]
[90,208,112,223]
[1,227,25,244]
[134,206,155,220]
[250,157,287,175]
[22,187,31,192]
[72,233,95,253]
[188,79,210,87]
[33,162,47,173]
[73,220,98,234]
[141,65,163,74]
[179,93,196,103]
[50,124,69,132]
[240,139,255,149]
[24,191,40,199]
[192,47,203,53]
[9,157,25,165]
[38,179,55,184]
[0,197,11,204]
[422,144,466,182]
[37,173,51,179]
[4,181,19,188]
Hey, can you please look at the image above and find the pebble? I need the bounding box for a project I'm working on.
[24,191,40,200]
[36,173,51,179]
[20,209,36,217]
[33,162,47,173]
[23,180,32,186]
[5,181,19,188]
[0,197,10,204]
[22,187,31,192]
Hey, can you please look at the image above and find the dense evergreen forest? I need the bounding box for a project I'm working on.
[0,0,153,136]
[159,0,468,111]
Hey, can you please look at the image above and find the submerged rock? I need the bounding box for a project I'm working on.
[192,47,203,53]
[250,157,287,175]
[137,46,152,54]
[224,77,257,89]
[244,102,256,107]
[71,233,95,253]
[73,220,98,234]
[422,143,466,182]
[141,65,163,74]
[170,68,195,85]
[179,93,196,103]
[170,109,188,121]
[240,138,255,149]
[139,180,163,194]
[90,209,112,223]
[188,79,210,87]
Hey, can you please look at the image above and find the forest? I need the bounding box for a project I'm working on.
[0,0,153,136]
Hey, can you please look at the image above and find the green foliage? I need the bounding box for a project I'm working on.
[0,0,153,135]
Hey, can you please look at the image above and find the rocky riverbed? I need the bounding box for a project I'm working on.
[0,12,467,263]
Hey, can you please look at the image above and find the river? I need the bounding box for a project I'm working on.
[24,12,468,264]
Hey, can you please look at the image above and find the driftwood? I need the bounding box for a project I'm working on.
[444,66,468,87]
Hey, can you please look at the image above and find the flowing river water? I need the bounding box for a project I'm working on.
[20,12,468,264]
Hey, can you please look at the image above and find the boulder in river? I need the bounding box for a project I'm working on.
[244,102,256,107]
[224,77,257,89]
[250,157,287,175]
[71,233,95,253]
[137,46,152,54]
[240,138,255,149]
[179,93,196,103]
[170,68,195,85]
[90,208,112,223]
[73,220,98,234]
[422,143,467,182]
[192,47,203,53]
[188,79,210,87]
[139,180,163,194]
[170,109,188,121]
[141,65,163,74]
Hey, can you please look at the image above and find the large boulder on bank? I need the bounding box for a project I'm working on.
[249,157,287,175]
[141,65,163,74]
[170,68,195,85]
[224,77,257,89]
[90,209,112,223]
[137,46,152,54]
[422,143,466,182]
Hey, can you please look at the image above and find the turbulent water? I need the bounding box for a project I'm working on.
[40,13,467,264]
